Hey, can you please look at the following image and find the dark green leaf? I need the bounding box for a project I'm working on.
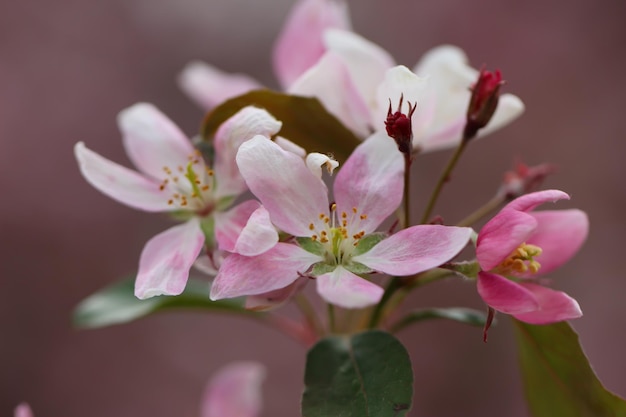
[302,330,413,417]
[390,307,490,333]
[201,90,362,162]
[514,320,626,417]
[74,278,255,329]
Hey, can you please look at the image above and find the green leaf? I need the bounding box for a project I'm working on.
[514,320,626,417]
[74,278,255,329]
[302,330,413,417]
[201,90,362,162]
[389,307,490,333]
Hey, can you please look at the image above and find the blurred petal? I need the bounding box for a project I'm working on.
[74,142,172,212]
[118,103,195,179]
[316,266,383,308]
[234,206,279,256]
[513,283,582,324]
[135,219,205,299]
[178,61,262,110]
[477,209,537,271]
[194,251,223,277]
[374,65,429,134]
[504,189,570,212]
[354,225,471,275]
[324,29,395,110]
[274,136,306,157]
[526,209,589,275]
[236,136,329,237]
[14,404,33,417]
[477,272,539,314]
[306,152,339,179]
[245,277,308,311]
[214,107,283,199]
[214,200,261,253]
[202,361,266,417]
[334,131,403,232]
[210,243,320,300]
[289,52,371,137]
[273,0,351,88]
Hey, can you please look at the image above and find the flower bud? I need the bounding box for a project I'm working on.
[500,160,557,199]
[464,68,503,140]
[385,94,416,156]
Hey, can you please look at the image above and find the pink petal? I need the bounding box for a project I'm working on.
[74,142,172,212]
[512,283,582,324]
[323,29,395,110]
[14,404,33,417]
[213,107,283,200]
[201,361,266,417]
[274,136,306,157]
[245,277,308,311]
[272,0,351,89]
[135,219,205,299]
[477,272,539,314]
[334,131,404,232]
[178,61,262,110]
[504,189,570,213]
[354,225,472,275]
[233,206,279,256]
[476,209,537,271]
[526,209,589,275]
[316,266,384,308]
[214,200,261,253]
[118,103,196,180]
[210,243,320,300]
[236,136,329,237]
[289,52,371,137]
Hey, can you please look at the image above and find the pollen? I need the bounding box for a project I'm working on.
[496,243,543,275]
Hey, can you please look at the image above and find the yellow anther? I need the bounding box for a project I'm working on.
[360,214,368,220]
[309,223,315,230]
[168,199,173,205]
[341,212,347,218]
[496,243,543,275]
[352,207,357,213]
[178,166,184,172]
[331,203,337,211]
[320,230,327,236]
[159,185,165,191]
[319,213,325,220]
[202,185,210,191]
[312,235,318,241]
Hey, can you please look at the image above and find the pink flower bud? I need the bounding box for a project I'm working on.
[500,160,557,199]
[385,94,416,156]
[464,68,504,140]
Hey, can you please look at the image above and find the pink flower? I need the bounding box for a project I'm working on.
[210,135,471,309]
[178,0,351,109]
[75,104,281,299]
[289,30,525,152]
[201,362,266,417]
[476,190,589,324]
[14,404,33,417]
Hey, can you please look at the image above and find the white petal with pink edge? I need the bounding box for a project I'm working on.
[178,61,262,111]
[233,206,279,256]
[316,266,383,309]
[118,103,196,180]
[273,0,351,89]
[236,136,329,237]
[354,225,472,275]
[210,243,321,300]
[334,131,403,232]
[74,142,172,212]
[201,361,266,417]
[214,200,262,253]
[135,218,205,299]
[213,107,283,200]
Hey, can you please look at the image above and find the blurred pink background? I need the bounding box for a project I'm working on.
[2,0,625,416]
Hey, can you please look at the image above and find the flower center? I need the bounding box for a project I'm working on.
[494,242,542,275]
[308,203,368,265]
[159,150,215,214]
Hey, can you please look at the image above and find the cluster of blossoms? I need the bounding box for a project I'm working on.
[65,0,591,414]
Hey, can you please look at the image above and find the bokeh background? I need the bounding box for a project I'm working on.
[2,0,625,416]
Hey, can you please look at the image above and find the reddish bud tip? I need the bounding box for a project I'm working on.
[385,94,417,156]
[501,160,557,199]
[464,68,504,141]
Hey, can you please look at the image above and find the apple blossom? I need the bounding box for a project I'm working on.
[476,189,588,324]
[210,134,472,309]
[75,104,282,299]
[178,0,350,109]
[14,404,33,417]
[289,28,525,152]
[202,362,266,417]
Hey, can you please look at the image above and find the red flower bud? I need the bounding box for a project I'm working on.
[385,94,416,156]
[464,68,504,140]
[501,160,557,199]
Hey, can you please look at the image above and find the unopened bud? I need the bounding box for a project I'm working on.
[500,160,557,199]
[464,68,504,141]
[385,94,416,156]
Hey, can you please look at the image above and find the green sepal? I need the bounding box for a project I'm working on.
[353,232,387,256]
[296,237,326,256]
[302,330,413,417]
[311,262,335,276]
[199,216,216,247]
[447,260,480,279]
[343,261,373,275]
[73,278,255,329]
